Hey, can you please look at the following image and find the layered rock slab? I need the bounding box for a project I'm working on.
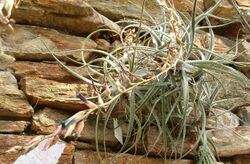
[233,155,250,164]
[12,61,94,83]
[146,127,197,157]
[20,77,90,111]
[0,134,74,164]
[236,106,250,126]
[215,76,250,109]
[185,107,239,129]
[11,0,120,35]
[204,0,250,29]
[74,150,194,164]
[84,0,161,22]
[147,126,250,158]
[0,71,33,118]
[208,126,250,157]
[235,41,250,78]
[84,0,204,23]
[0,24,97,62]
[31,107,72,134]
[0,121,30,133]
[31,107,122,147]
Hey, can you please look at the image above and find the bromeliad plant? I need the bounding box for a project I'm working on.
[8,0,250,163]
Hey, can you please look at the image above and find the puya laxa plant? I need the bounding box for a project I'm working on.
[7,0,250,163]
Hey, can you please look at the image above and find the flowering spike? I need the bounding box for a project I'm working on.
[53,125,63,136]
[64,124,76,138]
[43,136,59,150]
[75,120,85,138]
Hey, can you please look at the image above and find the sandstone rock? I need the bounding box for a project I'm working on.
[175,107,239,129]
[0,71,33,118]
[85,0,204,24]
[208,126,250,157]
[204,0,250,29]
[31,107,121,147]
[72,141,108,152]
[20,77,90,111]
[77,117,122,147]
[0,52,15,70]
[194,31,238,59]
[146,127,197,157]
[233,154,250,164]
[84,0,161,23]
[110,40,122,51]
[12,0,120,35]
[12,61,95,83]
[235,41,250,78]
[95,39,110,52]
[0,53,15,64]
[203,0,250,38]
[74,150,194,164]
[204,0,238,20]
[147,126,250,158]
[0,121,30,133]
[236,0,250,6]
[31,107,71,134]
[175,105,239,130]
[214,75,250,110]
[0,134,74,164]
[206,108,239,129]
[0,24,97,62]
[203,34,235,56]
[0,71,17,85]
[173,0,204,14]
[236,106,250,126]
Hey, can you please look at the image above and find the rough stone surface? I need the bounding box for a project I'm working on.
[0,71,33,118]
[146,126,250,158]
[11,0,120,35]
[173,0,204,14]
[74,150,194,164]
[204,0,250,23]
[84,0,205,23]
[203,0,250,37]
[233,155,250,164]
[0,121,30,133]
[206,108,239,129]
[31,107,71,134]
[84,0,161,22]
[0,52,15,70]
[0,24,97,62]
[73,141,108,152]
[236,106,250,126]
[20,77,90,111]
[236,41,250,78]
[215,75,250,110]
[146,127,197,157]
[194,31,238,59]
[176,107,239,129]
[12,61,95,83]
[208,126,250,157]
[95,39,110,52]
[31,107,121,147]
[77,117,121,147]
[0,134,74,164]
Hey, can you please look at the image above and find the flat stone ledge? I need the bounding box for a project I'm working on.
[74,150,194,164]
[20,77,90,111]
[0,71,33,118]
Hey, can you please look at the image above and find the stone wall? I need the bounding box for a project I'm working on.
[0,0,250,163]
